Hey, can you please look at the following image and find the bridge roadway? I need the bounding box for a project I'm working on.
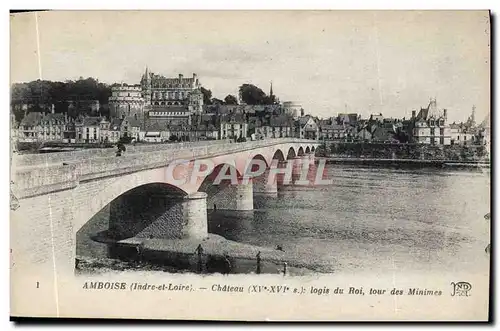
[10,138,319,278]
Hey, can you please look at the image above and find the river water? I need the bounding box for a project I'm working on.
[210,163,491,275]
[78,162,491,275]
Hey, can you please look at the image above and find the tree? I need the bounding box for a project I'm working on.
[238,84,268,105]
[200,87,212,105]
[224,94,238,105]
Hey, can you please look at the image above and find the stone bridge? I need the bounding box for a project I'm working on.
[10,138,320,274]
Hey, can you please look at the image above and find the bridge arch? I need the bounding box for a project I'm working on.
[197,163,252,211]
[75,182,191,261]
[311,146,316,153]
[305,146,311,154]
[297,146,305,156]
[271,149,286,162]
[286,147,296,159]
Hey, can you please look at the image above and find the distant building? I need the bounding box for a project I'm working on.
[18,109,75,143]
[319,123,345,140]
[282,101,302,120]
[410,98,451,145]
[108,84,145,119]
[356,125,374,142]
[449,106,481,146]
[140,68,203,113]
[121,116,141,141]
[254,116,293,139]
[147,106,191,126]
[75,117,101,143]
[337,113,359,126]
[139,120,169,143]
[108,118,123,143]
[218,113,248,140]
[295,116,319,140]
[18,112,43,142]
[99,118,110,143]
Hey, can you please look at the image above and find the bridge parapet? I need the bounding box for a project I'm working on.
[14,140,232,168]
[12,138,318,199]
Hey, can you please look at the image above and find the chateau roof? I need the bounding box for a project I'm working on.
[150,74,196,85]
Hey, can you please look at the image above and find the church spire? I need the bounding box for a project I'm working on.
[269,81,274,97]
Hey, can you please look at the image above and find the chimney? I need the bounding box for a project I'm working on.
[179,74,183,80]
[193,73,197,80]
[411,110,416,119]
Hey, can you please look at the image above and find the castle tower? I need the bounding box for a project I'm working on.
[141,66,152,104]
[188,89,204,114]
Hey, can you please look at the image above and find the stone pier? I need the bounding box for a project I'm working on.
[207,177,254,211]
[253,169,279,197]
[181,192,208,239]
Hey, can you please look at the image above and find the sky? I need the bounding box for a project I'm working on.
[10,10,490,123]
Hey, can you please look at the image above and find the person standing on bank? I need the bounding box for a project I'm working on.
[195,244,204,273]
[256,251,262,275]
[222,254,232,275]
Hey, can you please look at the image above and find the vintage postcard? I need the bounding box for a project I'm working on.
[10,10,491,321]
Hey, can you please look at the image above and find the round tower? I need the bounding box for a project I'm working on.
[188,89,204,114]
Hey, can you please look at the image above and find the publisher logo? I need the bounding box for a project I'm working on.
[451,282,472,297]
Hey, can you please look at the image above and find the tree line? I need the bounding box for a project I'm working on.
[11,77,112,122]
[200,83,278,106]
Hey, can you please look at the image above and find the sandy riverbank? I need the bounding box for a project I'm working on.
[78,234,317,276]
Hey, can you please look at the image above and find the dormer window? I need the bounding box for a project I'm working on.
[430,120,435,126]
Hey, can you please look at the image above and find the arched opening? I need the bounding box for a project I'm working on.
[297,147,305,156]
[199,163,256,243]
[305,146,311,154]
[311,146,316,153]
[272,149,286,162]
[286,147,297,159]
[243,154,268,178]
[198,163,245,211]
[76,183,187,264]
